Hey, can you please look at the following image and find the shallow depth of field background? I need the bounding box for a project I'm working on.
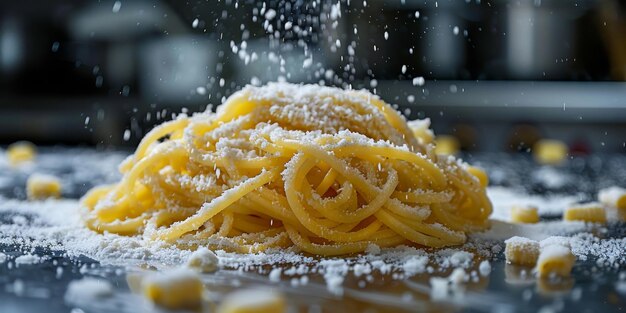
[0,0,625,153]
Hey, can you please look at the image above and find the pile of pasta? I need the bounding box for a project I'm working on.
[81,83,492,256]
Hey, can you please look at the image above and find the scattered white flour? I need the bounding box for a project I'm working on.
[402,255,429,276]
[531,167,570,189]
[0,252,6,263]
[14,254,42,266]
[478,261,491,277]
[430,268,467,301]
[487,186,581,219]
[65,277,113,304]
[269,268,282,282]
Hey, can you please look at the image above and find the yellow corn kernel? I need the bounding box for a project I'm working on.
[467,166,489,187]
[598,186,626,210]
[510,205,539,224]
[533,139,567,165]
[26,174,62,200]
[504,236,540,266]
[563,203,606,224]
[142,269,204,310]
[434,135,460,155]
[536,245,576,278]
[217,289,286,313]
[7,141,36,165]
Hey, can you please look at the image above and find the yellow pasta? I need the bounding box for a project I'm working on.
[510,205,539,224]
[7,141,36,165]
[563,203,606,224]
[533,139,567,165]
[466,166,489,188]
[80,83,492,256]
[504,236,540,266]
[27,174,62,200]
[217,289,286,313]
[433,135,460,155]
[536,245,576,278]
[142,269,204,309]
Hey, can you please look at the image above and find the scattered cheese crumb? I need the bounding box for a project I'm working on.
[505,236,540,266]
[403,256,428,276]
[15,254,41,266]
[26,173,62,200]
[217,289,286,313]
[269,268,282,282]
[6,141,36,165]
[430,268,467,301]
[478,260,491,277]
[510,205,540,224]
[365,243,381,255]
[143,268,204,310]
[65,277,113,304]
[598,186,626,210]
[185,247,219,273]
[536,245,576,278]
[564,203,606,224]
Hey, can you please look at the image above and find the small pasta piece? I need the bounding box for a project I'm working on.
[467,166,489,187]
[433,135,459,155]
[143,269,204,310]
[504,236,540,266]
[533,139,567,165]
[217,289,286,313]
[598,186,626,210]
[407,118,434,145]
[510,205,539,224]
[27,174,62,200]
[536,244,576,278]
[7,141,36,165]
[185,247,219,273]
[563,202,606,224]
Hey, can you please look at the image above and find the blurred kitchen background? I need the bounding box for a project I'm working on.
[0,0,625,153]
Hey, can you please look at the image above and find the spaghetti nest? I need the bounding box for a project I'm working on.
[81,83,492,256]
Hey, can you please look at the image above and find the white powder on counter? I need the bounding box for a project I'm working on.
[0,186,624,294]
[487,186,581,219]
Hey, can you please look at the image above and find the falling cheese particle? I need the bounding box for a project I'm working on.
[504,236,540,266]
[143,269,204,310]
[533,139,567,165]
[7,141,36,165]
[186,247,219,273]
[510,205,539,224]
[536,245,576,278]
[26,174,62,200]
[598,186,626,210]
[217,289,286,313]
[434,135,460,155]
[563,202,606,224]
[467,166,489,187]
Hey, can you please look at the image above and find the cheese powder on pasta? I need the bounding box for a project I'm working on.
[80,83,492,256]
